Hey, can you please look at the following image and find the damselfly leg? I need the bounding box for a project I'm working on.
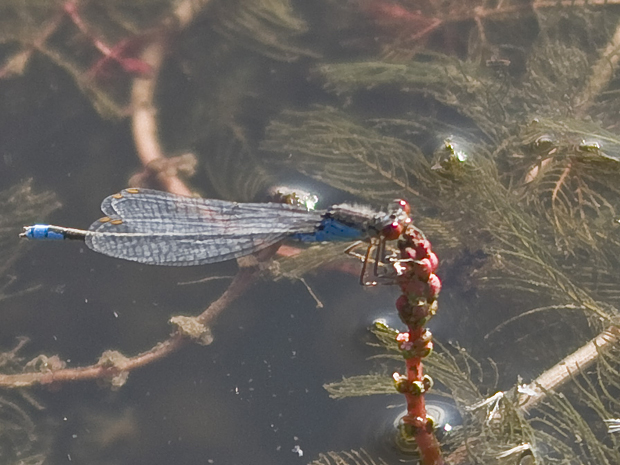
[345,237,399,286]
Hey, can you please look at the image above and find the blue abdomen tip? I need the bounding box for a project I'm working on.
[25,225,65,240]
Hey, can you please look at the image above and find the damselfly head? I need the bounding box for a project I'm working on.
[394,199,411,216]
[382,200,412,240]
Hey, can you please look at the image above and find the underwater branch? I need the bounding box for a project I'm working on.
[0,265,258,389]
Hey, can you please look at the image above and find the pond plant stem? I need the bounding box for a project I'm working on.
[0,264,258,389]
[392,225,444,465]
[130,0,213,197]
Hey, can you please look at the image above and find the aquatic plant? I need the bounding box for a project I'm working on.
[0,181,59,464]
[4,0,620,463]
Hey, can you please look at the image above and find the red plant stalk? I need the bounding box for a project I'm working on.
[63,0,152,77]
[392,225,445,465]
[362,0,444,41]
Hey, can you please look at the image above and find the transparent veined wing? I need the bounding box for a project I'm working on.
[85,189,321,266]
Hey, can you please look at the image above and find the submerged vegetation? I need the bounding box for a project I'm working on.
[4,0,620,463]
[0,182,59,465]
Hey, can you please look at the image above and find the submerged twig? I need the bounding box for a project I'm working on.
[130,0,212,196]
[574,19,620,116]
[519,326,620,412]
[0,265,258,389]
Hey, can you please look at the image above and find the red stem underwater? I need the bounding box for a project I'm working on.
[393,225,445,464]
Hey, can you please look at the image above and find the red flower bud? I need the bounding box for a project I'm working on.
[413,258,432,281]
[402,247,417,261]
[428,252,439,272]
[400,304,430,327]
[426,274,442,300]
[401,279,427,297]
[414,239,431,258]
[397,332,414,351]
[395,294,411,313]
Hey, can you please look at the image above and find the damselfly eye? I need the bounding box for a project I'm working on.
[382,221,404,240]
[393,199,411,216]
